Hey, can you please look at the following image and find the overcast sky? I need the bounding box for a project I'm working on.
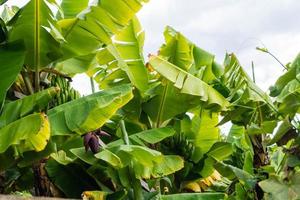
[2,0,300,93]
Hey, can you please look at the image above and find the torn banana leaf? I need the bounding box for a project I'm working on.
[48,84,133,136]
[148,55,229,111]
[91,16,148,92]
[60,0,149,59]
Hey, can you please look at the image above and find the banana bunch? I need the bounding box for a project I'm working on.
[49,75,80,107]
[183,170,222,192]
[162,132,195,160]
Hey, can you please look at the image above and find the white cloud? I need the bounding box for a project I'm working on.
[138,0,300,91]
[1,0,299,93]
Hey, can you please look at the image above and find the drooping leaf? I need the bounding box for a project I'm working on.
[9,0,62,69]
[0,113,50,153]
[221,53,277,125]
[218,162,256,189]
[60,0,149,59]
[0,87,58,128]
[148,55,229,111]
[94,148,122,168]
[0,40,26,105]
[161,26,222,82]
[94,17,149,92]
[70,147,99,165]
[48,84,133,136]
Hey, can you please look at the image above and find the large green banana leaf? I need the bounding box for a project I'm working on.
[144,28,227,126]
[0,113,50,153]
[143,83,201,127]
[95,16,149,92]
[148,55,229,111]
[48,84,133,136]
[190,109,220,162]
[59,0,89,19]
[0,87,58,128]
[0,40,26,106]
[72,145,184,179]
[9,0,62,69]
[60,0,149,59]
[162,26,223,82]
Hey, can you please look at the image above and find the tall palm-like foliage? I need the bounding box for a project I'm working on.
[0,1,299,200]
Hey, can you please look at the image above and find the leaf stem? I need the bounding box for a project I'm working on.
[90,77,95,94]
[119,120,143,200]
[21,70,34,95]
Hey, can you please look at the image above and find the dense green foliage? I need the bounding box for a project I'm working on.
[0,1,299,200]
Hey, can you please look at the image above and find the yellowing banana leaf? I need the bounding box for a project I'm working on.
[9,0,62,69]
[0,40,26,105]
[0,113,50,153]
[149,55,229,111]
[48,84,133,136]
[60,0,149,59]
[0,87,58,128]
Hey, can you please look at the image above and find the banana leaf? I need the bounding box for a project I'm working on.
[0,113,50,154]
[148,55,229,111]
[60,0,149,59]
[108,127,176,147]
[96,16,149,92]
[59,0,89,19]
[161,26,222,82]
[0,40,26,106]
[48,84,133,136]
[190,109,220,162]
[0,87,58,128]
[9,0,62,69]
